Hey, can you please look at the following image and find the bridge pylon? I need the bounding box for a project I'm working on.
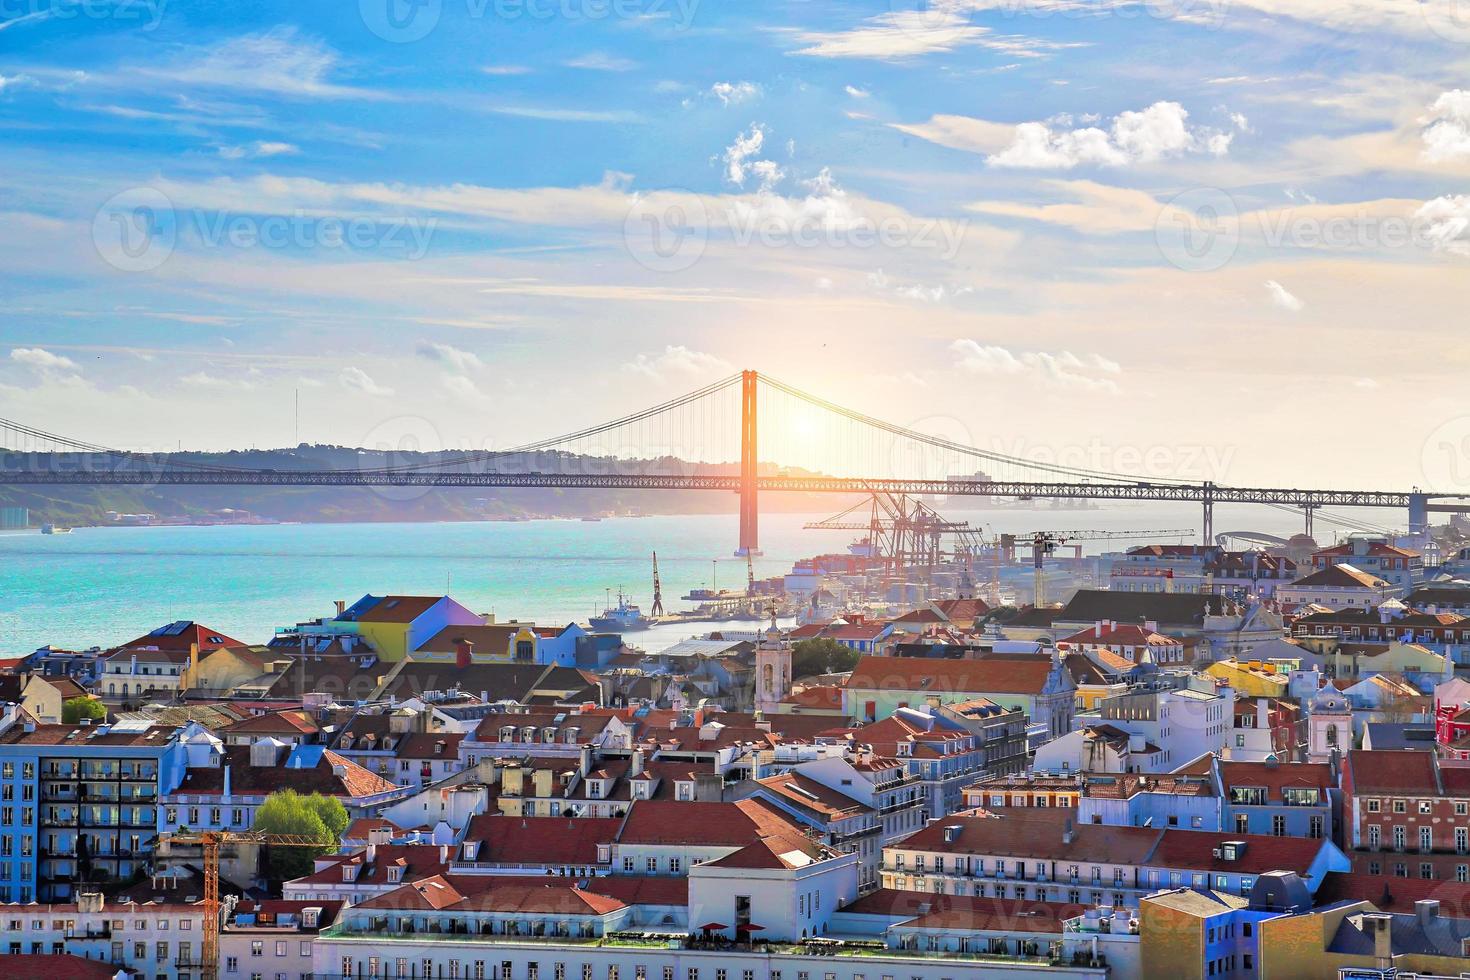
[737,370,760,556]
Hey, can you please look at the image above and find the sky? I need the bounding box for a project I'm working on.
[2,0,1470,492]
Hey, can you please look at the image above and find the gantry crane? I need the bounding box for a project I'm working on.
[804,492,986,580]
[1001,529,1195,606]
[163,830,333,980]
[650,551,665,617]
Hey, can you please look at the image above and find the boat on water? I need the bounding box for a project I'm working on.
[40,523,72,534]
[589,589,653,632]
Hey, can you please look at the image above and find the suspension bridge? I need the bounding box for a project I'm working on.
[0,370,1459,553]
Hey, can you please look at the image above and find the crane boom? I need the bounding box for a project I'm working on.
[163,830,335,980]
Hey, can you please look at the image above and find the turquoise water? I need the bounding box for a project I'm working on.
[0,502,1374,656]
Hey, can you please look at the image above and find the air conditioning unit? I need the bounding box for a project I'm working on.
[1212,849,1223,859]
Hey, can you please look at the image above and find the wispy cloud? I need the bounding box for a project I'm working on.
[951,340,1121,392]
[415,341,484,373]
[563,52,637,72]
[137,27,381,100]
[625,345,731,379]
[784,8,1082,61]
[1264,280,1304,311]
[338,366,395,397]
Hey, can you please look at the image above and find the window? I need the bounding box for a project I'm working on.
[1393,800,1406,813]
[1272,815,1286,837]
[251,941,263,957]
[276,941,287,957]
[1367,799,1381,813]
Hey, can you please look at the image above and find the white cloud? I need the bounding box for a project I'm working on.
[415,341,484,373]
[951,340,1121,392]
[563,53,637,72]
[786,8,1081,60]
[967,179,1166,234]
[1415,195,1470,256]
[442,373,494,406]
[10,347,78,373]
[625,346,731,379]
[866,268,971,304]
[721,125,784,189]
[338,366,395,397]
[1264,280,1304,312]
[217,141,299,160]
[709,81,761,106]
[845,85,870,98]
[139,27,376,100]
[481,65,531,76]
[1422,90,1470,162]
[988,102,1234,168]
[181,371,257,389]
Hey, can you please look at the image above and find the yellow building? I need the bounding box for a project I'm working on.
[1258,899,1470,978]
[1140,888,1251,980]
[1203,658,1293,698]
[183,645,282,696]
[1294,636,1450,681]
[344,594,484,661]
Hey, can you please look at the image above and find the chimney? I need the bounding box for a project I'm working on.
[629,748,644,779]
[455,638,474,669]
[364,843,377,866]
[579,744,593,777]
[1415,899,1439,927]
[1365,913,1393,966]
[1062,817,1075,845]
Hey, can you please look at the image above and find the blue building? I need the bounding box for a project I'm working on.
[0,710,190,901]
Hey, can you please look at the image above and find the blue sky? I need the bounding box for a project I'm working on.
[2,0,1470,488]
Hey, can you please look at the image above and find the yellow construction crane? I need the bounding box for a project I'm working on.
[163,830,333,980]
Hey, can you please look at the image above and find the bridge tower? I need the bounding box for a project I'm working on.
[738,369,760,556]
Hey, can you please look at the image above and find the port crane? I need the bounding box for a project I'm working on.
[650,551,665,617]
[804,492,987,580]
[1001,528,1194,606]
[162,829,334,980]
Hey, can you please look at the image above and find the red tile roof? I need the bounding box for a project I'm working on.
[1149,829,1330,876]
[845,889,1081,934]
[172,746,400,800]
[290,844,451,887]
[0,955,119,979]
[901,811,1160,866]
[845,654,1056,696]
[355,596,445,623]
[1346,749,1442,796]
[1219,761,1333,795]
[463,815,621,866]
[118,621,242,652]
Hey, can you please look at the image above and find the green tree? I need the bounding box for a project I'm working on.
[251,790,345,881]
[61,697,106,724]
[791,638,861,679]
